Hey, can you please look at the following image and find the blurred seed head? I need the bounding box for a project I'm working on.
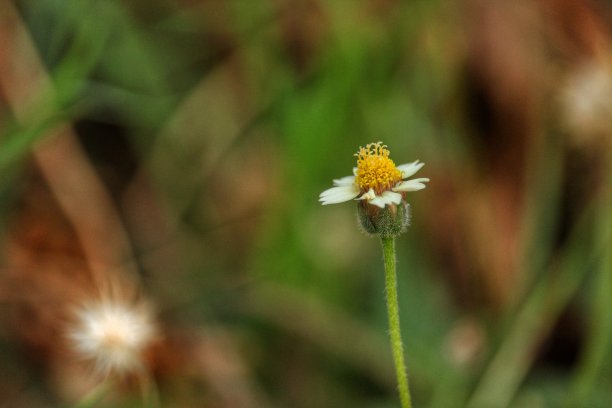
[68,298,156,376]
[559,60,612,145]
[444,317,485,368]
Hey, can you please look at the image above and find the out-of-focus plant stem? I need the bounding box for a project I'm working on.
[73,381,111,408]
[466,183,604,408]
[566,159,612,407]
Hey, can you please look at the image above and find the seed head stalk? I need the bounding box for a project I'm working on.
[382,236,412,408]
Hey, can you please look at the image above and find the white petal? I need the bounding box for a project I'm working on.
[319,185,359,205]
[333,175,356,186]
[353,167,358,176]
[410,177,430,183]
[364,191,402,208]
[368,198,386,208]
[319,191,356,201]
[397,161,424,179]
[320,184,357,198]
[355,188,404,207]
[392,178,430,192]
[381,190,403,205]
[356,188,376,201]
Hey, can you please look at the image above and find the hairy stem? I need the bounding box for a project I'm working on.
[381,236,412,408]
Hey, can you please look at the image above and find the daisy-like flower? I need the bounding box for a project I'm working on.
[319,142,429,208]
[319,142,429,237]
[319,142,429,405]
[68,299,156,376]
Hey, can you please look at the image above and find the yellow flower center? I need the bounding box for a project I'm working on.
[355,142,402,193]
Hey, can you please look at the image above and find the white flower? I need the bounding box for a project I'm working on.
[319,142,429,208]
[68,299,156,375]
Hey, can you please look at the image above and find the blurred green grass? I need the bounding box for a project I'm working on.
[1,0,611,407]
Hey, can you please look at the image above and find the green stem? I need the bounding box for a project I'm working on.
[138,368,161,408]
[466,183,603,408]
[72,381,111,408]
[566,165,612,407]
[381,236,413,408]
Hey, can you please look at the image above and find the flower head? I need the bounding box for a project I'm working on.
[355,143,403,193]
[68,299,156,376]
[319,142,429,208]
[319,142,429,237]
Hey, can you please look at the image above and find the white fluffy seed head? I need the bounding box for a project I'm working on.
[560,61,612,142]
[68,300,155,376]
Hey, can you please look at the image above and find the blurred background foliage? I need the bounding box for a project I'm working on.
[0,0,611,407]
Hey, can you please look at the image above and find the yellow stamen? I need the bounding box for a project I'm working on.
[355,142,402,193]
